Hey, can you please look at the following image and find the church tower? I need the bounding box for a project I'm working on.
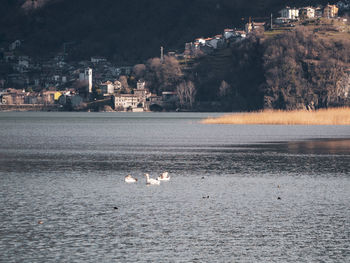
[85,68,92,93]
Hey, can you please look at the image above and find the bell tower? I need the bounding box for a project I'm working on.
[84,68,92,93]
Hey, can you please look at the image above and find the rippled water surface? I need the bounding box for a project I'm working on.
[0,112,349,262]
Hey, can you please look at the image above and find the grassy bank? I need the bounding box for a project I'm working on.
[202,108,350,125]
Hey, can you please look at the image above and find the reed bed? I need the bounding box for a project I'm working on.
[202,107,350,125]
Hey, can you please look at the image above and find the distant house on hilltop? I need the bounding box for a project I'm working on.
[299,7,315,19]
[235,30,246,38]
[279,7,299,20]
[224,29,235,39]
[315,6,324,17]
[245,21,265,33]
[253,22,266,30]
[195,38,206,45]
[323,4,339,18]
[91,57,107,63]
[206,35,224,49]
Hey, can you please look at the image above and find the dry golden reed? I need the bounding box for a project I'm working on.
[202,108,350,125]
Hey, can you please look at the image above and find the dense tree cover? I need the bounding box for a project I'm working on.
[2,1,348,111]
[131,25,350,111]
[190,28,350,111]
[263,28,350,109]
[190,33,265,111]
[133,55,183,94]
[0,0,338,63]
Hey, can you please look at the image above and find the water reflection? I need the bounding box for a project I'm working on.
[1,139,350,176]
[286,139,350,155]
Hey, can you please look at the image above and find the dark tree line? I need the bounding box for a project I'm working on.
[131,26,350,111]
[184,27,350,111]
[190,33,265,111]
[263,28,350,109]
[0,0,339,63]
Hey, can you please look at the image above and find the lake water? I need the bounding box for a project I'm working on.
[0,112,349,262]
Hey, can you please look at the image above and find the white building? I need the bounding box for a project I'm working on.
[137,80,145,90]
[195,38,206,45]
[114,80,122,92]
[113,94,140,110]
[279,7,299,19]
[235,31,246,38]
[134,81,151,101]
[100,81,115,95]
[299,7,315,19]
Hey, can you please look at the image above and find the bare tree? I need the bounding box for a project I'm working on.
[176,80,196,109]
[133,64,146,79]
[118,75,130,93]
[176,81,186,107]
[185,81,196,108]
[219,80,231,97]
[144,55,184,94]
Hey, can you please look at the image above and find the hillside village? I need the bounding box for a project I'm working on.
[0,2,349,112]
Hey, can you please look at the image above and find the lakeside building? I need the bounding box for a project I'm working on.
[162,91,177,101]
[0,88,61,105]
[134,80,149,100]
[113,94,140,110]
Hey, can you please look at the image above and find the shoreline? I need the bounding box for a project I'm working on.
[0,104,61,112]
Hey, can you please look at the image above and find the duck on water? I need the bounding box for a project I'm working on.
[144,173,160,185]
[157,171,170,181]
[125,174,138,183]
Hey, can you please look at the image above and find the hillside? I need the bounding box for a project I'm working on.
[0,0,339,64]
[188,21,350,111]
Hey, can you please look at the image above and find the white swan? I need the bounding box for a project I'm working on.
[125,174,138,183]
[157,171,170,181]
[144,173,160,185]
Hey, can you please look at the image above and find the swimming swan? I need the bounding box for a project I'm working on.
[157,172,170,181]
[125,174,138,183]
[144,173,160,185]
